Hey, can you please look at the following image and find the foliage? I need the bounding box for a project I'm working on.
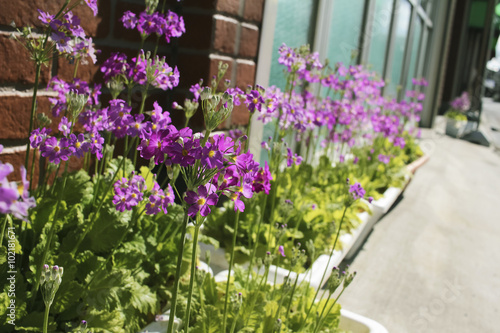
[0,159,189,332]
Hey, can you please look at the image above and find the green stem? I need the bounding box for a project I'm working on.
[29,148,37,192]
[284,275,300,324]
[315,287,346,332]
[0,216,8,248]
[29,162,70,311]
[73,58,80,78]
[25,62,42,171]
[229,305,241,333]
[298,204,349,332]
[222,209,240,332]
[167,209,189,333]
[246,194,267,283]
[43,303,51,333]
[313,291,334,333]
[184,223,201,332]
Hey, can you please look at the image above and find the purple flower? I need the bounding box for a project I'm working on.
[51,31,73,53]
[37,10,55,25]
[121,11,137,29]
[112,175,146,212]
[84,0,98,16]
[378,154,390,164]
[30,128,51,149]
[244,90,264,113]
[58,117,72,137]
[201,142,224,169]
[184,185,218,217]
[278,245,286,257]
[0,150,36,221]
[40,137,72,164]
[286,148,302,167]
[349,183,366,201]
[68,133,90,158]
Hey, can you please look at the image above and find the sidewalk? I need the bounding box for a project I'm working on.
[338,121,500,332]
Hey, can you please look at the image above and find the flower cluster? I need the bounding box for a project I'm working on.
[48,77,101,117]
[0,146,36,221]
[100,52,180,91]
[229,43,426,168]
[37,10,97,64]
[121,8,185,42]
[449,91,470,112]
[112,174,175,214]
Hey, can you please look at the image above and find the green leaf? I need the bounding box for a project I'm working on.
[86,205,130,253]
[84,309,126,333]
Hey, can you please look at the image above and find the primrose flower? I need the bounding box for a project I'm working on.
[84,0,98,16]
[349,182,366,201]
[121,11,137,29]
[286,148,302,167]
[0,147,36,220]
[58,117,72,137]
[184,185,218,218]
[278,245,286,257]
[244,90,264,113]
[378,154,390,164]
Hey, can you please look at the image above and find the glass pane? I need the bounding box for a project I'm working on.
[326,1,366,66]
[264,0,316,164]
[406,18,423,90]
[387,0,411,97]
[269,0,317,89]
[367,0,394,76]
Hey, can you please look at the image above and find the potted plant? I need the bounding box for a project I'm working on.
[445,92,470,138]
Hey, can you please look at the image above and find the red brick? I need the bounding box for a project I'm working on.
[0,0,110,38]
[230,103,250,126]
[235,60,255,89]
[216,0,241,15]
[0,95,52,140]
[179,12,213,50]
[239,25,259,58]
[243,0,264,22]
[213,17,238,55]
[0,35,51,85]
[209,56,234,91]
[0,147,39,183]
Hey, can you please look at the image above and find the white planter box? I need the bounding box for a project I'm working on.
[339,309,389,333]
[445,118,467,138]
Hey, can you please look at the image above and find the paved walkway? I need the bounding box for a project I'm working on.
[338,112,500,332]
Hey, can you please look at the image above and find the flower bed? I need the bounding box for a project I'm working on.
[0,2,428,332]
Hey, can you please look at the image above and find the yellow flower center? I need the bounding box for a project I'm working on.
[54,146,60,152]
[75,142,81,148]
[182,149,188,157]
[132,193,137,198]
[230,193,238,200]
[152,124,157,130]
[253,98,258,104]
[208,150,215,158]
[135,123,140,129]
[197,198,206,205]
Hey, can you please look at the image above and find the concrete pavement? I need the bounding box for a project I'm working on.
[337,114,500,332]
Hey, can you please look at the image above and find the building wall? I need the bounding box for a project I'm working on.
[0,0,264,181]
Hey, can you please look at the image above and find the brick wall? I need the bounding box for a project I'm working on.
[0,0,265,181]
